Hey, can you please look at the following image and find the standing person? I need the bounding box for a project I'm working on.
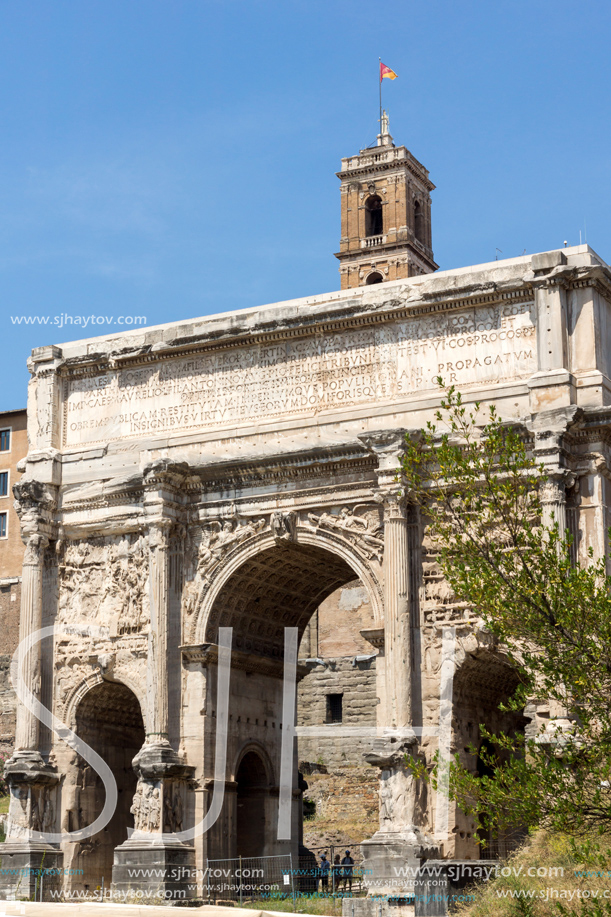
[319,854,330,893]
[341,850,355,892]
[333,854,341,893]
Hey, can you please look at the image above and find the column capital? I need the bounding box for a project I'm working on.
[22,533,49,566]
[359,429,421,491]
[143,458,191,491]
[374,488,408,522]
[539,469,575,504]
[147,517,173,550]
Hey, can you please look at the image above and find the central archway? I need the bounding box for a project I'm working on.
[199,530,383,652]
[71,681,145,891]
[198,533,382,861]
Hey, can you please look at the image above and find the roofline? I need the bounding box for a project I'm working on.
[37,244,608,355]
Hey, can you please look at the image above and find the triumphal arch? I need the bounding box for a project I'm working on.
[2,116,611,900]
[3,240,611,899]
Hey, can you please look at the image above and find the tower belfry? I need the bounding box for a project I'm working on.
[335,112,438,289]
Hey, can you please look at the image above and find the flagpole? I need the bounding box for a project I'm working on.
[378,57,382,138]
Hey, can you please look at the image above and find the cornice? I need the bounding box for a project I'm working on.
[57,444,379,517]
[180,643,310,680]
[336,159,435,191]
[59,287,536,381]
[193,446,377,491]
[334,238,437,266]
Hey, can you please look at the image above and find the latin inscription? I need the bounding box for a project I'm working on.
[63,301,536,446]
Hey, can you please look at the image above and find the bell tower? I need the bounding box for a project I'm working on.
[335,112,438,289]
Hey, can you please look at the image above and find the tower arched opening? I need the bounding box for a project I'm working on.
[365,195,383,237]
[414,199,425,243]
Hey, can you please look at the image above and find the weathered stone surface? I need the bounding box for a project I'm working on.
[3,244,611,900]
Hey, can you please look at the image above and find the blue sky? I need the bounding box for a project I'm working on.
[1,0,610,410]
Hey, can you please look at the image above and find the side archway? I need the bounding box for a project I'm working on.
[63,681,146,892]
[234,745,275,858]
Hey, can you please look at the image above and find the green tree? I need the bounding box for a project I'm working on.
[401,382,611,837]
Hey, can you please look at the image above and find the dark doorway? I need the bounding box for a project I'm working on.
[73,682,145,890]
[366,272,383,285]
[236,751,268,857]
[365,196,383,237]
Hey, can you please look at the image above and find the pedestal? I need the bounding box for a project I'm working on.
[0,752,63,901]
[111,741,195,902]
[112,835,196,902]
[361,828,438,898]
[0,841,63,901]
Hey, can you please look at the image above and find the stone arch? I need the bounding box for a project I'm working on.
[195,526,383,651]
[64,680,146,892]
[451,646,525,858]
[63,670,147,734]
[233,741,275,785]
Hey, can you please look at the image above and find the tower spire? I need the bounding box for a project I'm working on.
[377,110,393,147]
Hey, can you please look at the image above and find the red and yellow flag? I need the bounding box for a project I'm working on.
[380,62,398,82]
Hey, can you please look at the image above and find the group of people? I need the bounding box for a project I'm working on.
[318,850,355,893]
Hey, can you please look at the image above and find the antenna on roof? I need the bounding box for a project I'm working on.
[495,248,502,261]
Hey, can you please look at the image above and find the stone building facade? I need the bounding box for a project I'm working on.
[0,409,27,752]
[1,240,610,901]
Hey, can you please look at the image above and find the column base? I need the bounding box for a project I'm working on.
[112,836,196,902]
[361,829,439,897]
[0,841,63,901]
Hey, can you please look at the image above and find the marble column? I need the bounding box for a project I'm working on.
[14,533,48,755]
[0,531,63,901]
[146,518,172,746]
[382,491,411,730]
[358,431,438,897]
[540,474,568,536]
[113,463,195,901]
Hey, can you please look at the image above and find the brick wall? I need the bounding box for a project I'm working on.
[0,409,27,753]
[0,410,26,579]
[0,580,20,752]
[298,581,379,769]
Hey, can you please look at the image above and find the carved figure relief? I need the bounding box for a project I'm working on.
[131,781,161,833]
[6,785,54,839]
[58,534,148,634]
[379,769,393,825]
[163,782,184,833]
[182,515,267,640]
[307,506,383,561]
[271,511,296,544]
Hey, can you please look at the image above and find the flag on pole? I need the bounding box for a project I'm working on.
[380,62,398,82]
